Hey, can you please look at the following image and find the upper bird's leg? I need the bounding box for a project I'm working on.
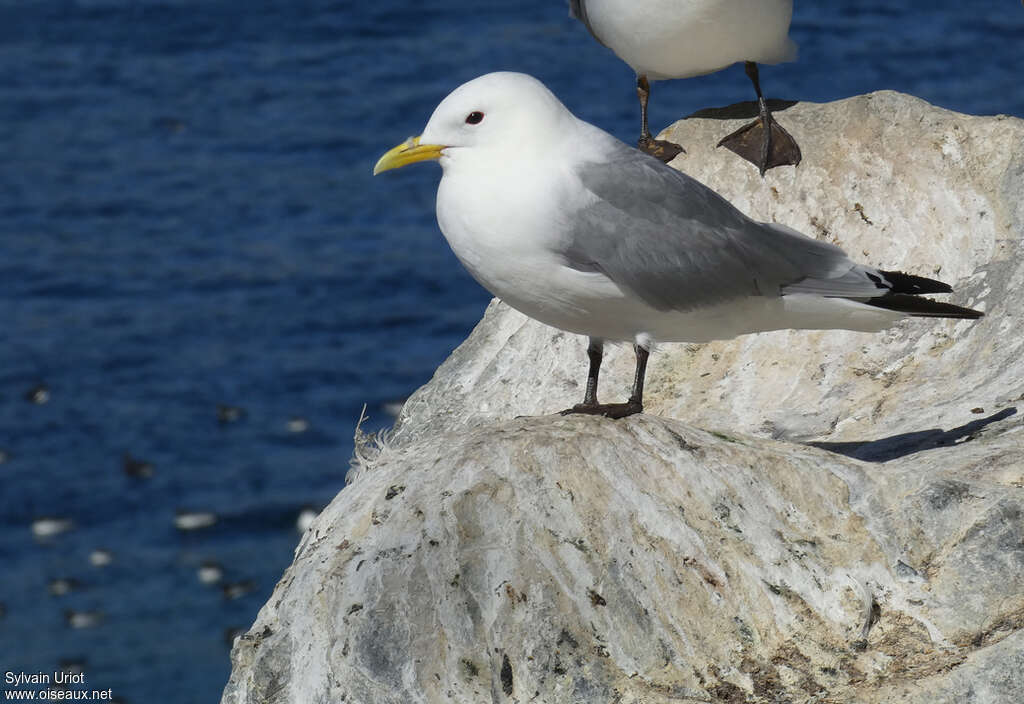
[717,61,802,176]
[638,75,653,143]
[560,341,648,419]
[636,75,684,163]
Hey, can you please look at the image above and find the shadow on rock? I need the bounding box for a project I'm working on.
[688,98,801,121]
[809,407,1017,463]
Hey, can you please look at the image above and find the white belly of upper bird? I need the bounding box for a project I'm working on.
[581,0,796,79]
[435,139,901,345]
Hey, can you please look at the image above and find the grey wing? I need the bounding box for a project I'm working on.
[561,145,888,312]
[568,0,607,47]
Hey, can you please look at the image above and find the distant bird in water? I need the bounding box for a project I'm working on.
[122,453,155,478]
[24,383,50,404]
[32,516,74,539]
[222,579,256,601]
[64,609,104,629]
[174,510,217,531]
[217,404,245,425]
[88,549,114,568]
[286,416,310,434]
[569,0,801,174]
[197,560,224,585]
[48,577,84,597]
[0,448,10,464]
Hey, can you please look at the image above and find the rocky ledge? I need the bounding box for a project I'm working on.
[221,93,1024,703]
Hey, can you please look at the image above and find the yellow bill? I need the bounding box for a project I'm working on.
[373,136,445,175]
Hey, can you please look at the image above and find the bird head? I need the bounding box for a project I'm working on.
[373,72,573,174]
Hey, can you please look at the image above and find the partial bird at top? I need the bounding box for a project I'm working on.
[569,0,802,175]
[373,73,982,419]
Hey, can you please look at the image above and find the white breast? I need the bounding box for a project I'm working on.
[435,147,635,336]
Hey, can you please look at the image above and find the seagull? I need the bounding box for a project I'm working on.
[216,403,245,425]
[122,452,155,478]
[174,509,218,531]
[222,579,257,601]
[48,577,84,597]
[64,609,104,629]
[88,549,114,567]
[24,382,50,404]
[374,73,982,419]
[197,560,225,585]
[31,516,74,539]
[569,0,802,174]
[286,416,310,434]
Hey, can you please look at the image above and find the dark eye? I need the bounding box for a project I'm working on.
[465,111,484,125]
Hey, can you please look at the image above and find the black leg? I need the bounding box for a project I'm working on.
[582,338,603,405]
[745,62,773,174]
[627,343,649,407]
[560,342,648,419]
[636,75,684,163]
[638,75,653,143]
[717,61,802,176]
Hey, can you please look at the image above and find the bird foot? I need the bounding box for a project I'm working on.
[638,136,684,163]
[717,115,801,176]
[559,401,643,419]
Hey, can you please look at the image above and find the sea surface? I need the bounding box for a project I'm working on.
[0,1,1021,701]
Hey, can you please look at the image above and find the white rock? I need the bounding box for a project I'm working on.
[221,93,1024,704]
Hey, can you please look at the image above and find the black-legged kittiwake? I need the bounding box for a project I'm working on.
[374,72,982,419]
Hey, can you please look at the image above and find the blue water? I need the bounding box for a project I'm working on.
[0,1,1021,700]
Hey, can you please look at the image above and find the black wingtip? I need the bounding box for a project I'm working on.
[880,270,953,295]
[867,293,984,319]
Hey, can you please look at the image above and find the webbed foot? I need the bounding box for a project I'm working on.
[638,135,684,163]
[717,113,801,176]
